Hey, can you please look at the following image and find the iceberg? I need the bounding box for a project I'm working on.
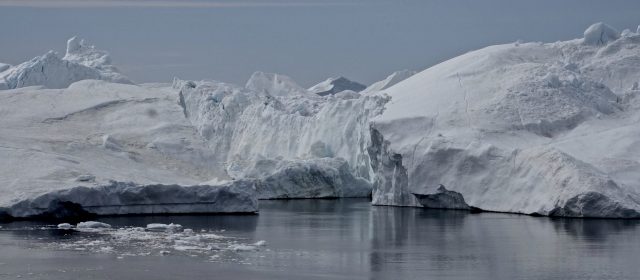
[2,22,640,219]
[308,76,366,96]
[368,23,640,218]
[0,37,131,90]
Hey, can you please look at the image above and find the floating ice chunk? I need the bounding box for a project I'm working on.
[583,22,620,45]
[146,223,183,232]
[229,244,258,251]
[77,221,111,229]
[253,240,267,246]
[57,223,74,230]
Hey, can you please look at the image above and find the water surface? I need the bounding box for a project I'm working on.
[1,199,639,280]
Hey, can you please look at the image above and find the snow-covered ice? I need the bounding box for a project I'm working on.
[175,76,388,192]
[146,223,183,232]
[361,70,416,94]
[29,224,268,261]
[57,223,73,230]
[308,76,366,96]
[0,57,384,219]
[2,22,640,219]
[583,22,620,45]
[0,79,258,219]
[368,22,640,217]
[0,37,131,90]
[77,221,111,229]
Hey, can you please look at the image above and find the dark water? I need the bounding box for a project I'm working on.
[1,199,640,280]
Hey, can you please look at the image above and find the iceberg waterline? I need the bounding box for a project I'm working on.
[2,22,640,220]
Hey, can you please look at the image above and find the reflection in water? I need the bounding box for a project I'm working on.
[368,206,640,280]
[551,218,640,242]
[1,199,640,280]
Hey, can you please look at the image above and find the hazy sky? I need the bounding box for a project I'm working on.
[1,0,639,86]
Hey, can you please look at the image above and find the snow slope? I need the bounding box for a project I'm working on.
[0,37,131,90]
[369,23,640,217]
[361,70,416,94]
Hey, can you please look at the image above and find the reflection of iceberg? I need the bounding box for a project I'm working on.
[369,207,640,279]
[551,218,640,242]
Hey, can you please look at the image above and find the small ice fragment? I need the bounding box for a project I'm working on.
[146,223,183,232]
[77,221,111,229]
[229,244,257,251]
[57,223,73,230]
[253,240,267,246]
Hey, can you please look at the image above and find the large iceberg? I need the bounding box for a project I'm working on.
[368,23,640,218]
[0,80,258,219]
[0,69,384,219]
[0,37,131,90]
[2,22,640,219]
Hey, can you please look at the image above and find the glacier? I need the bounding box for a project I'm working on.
[2,22,640,220]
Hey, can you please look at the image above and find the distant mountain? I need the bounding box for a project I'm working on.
[308,76,366,96]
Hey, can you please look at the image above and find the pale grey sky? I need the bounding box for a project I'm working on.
[1,0,639,86]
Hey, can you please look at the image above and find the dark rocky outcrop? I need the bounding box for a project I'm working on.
[412,185,475,211]
[549,192,640,218]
